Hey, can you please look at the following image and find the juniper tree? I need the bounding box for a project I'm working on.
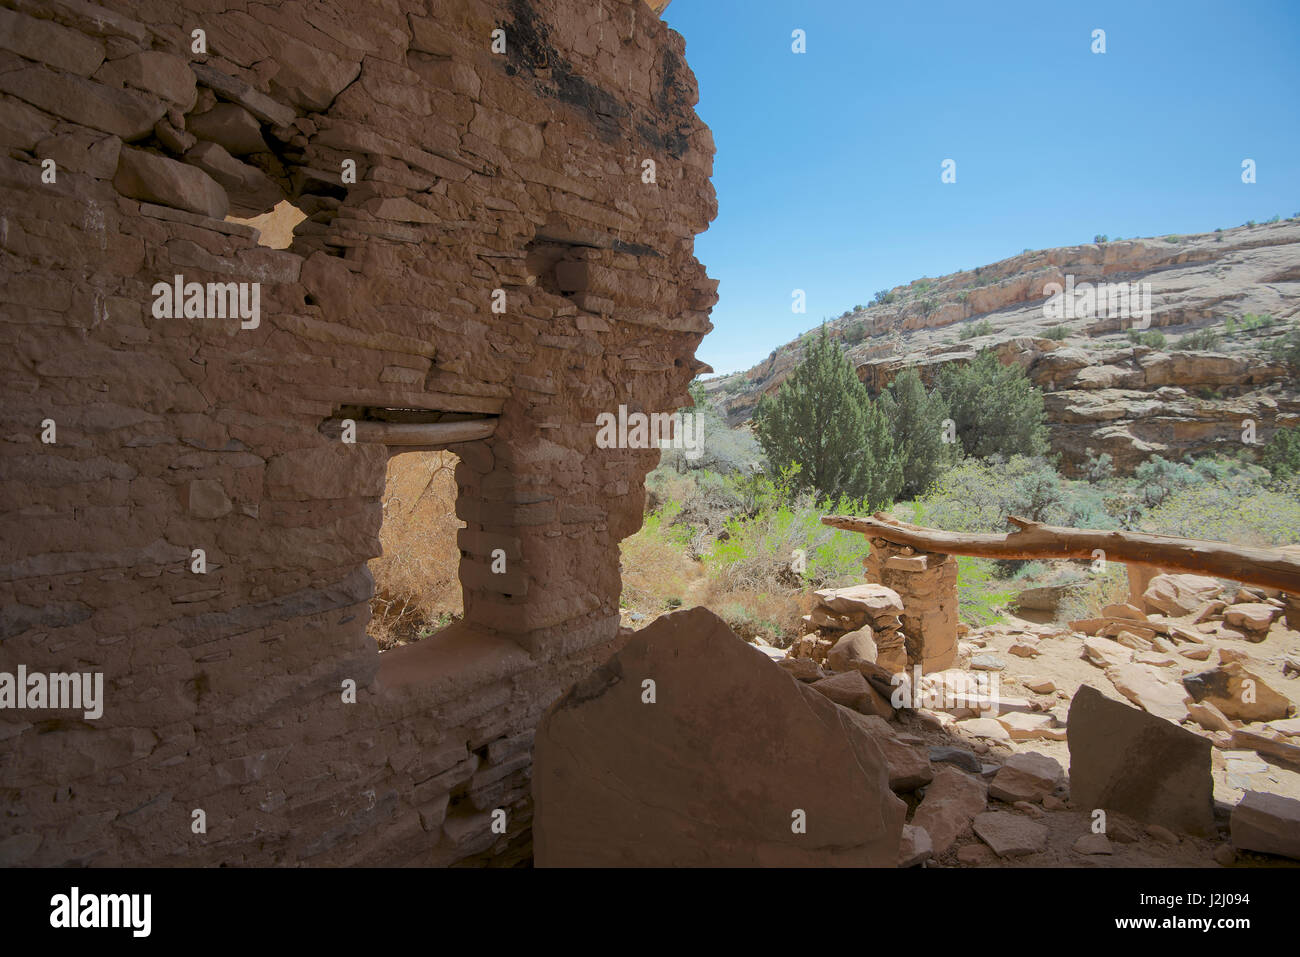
[936,350,1049,460]
[878,367,955,499]
[753,326,902,506]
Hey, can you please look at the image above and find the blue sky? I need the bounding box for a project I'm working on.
[661,0,1300,375]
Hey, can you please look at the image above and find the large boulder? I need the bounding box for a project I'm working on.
[1141,574,1223,616]
[1067,684,1215,837]
[1182,662,1296,723]
[532,608,906,866]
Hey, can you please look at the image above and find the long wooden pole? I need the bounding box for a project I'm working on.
[821,513,1300,595]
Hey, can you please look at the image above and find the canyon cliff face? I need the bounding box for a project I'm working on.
[708,222,1300,474]
[0,0,716,865]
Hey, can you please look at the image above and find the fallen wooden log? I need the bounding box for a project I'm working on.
[821,513,1300,596]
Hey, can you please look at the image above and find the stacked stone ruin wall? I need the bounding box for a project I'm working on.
[0,0,716,865]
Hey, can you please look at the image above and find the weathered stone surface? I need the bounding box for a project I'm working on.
[1073,832,1114,855]
[1230,791,1300,861]
[1068,684,1215,837]
[94,51,196,110]
[267,35,361,111]
[0,7,105,75]
[842,712,933,792]
[777,656,825,682]
[973,811,1048,858]
[0,0,719,869]
[1105,661,1192,723]
[912,766,988,855]
[899,824,932,867]
[814,583,904,617]
[928,746,982,774]
[1143,574,1223,617]
[533,608,906,866]
[809,669,893,717]
[827,626,877,674]
[186,103,269,155]
[0,65,164,139]
[1182,661,1295,723]
[113,145,228,218]
[184,140,281,215]
[989,752,1064,804]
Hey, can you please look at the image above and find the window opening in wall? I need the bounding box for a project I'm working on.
[368,450,465,651]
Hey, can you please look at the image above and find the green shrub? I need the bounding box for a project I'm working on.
[1260,427,1300,480]
[958,318,993,340]
[1126,329,1166,349]
[1044,325,1070,340]
[1180,327,1222,351]
[935,352,1049,460]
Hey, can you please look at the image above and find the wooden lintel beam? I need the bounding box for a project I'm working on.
[320,417,497,447]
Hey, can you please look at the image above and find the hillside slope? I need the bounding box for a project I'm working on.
[705,220,1300,474]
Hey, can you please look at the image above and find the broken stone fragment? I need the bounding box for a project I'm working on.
[1072,832,1113,855]
[186,102,269,155]
[912,766,988,855]
[1142,574,1223,616]
[0,7,105,76]
[841,712,933,792]
[1082,636,1133,669]
[94,50,197,111]
[826,626,877,674]
[114,145,228,219]
[988,751,1064,804]
[973,810,1047,858]
[1182,661,1295,723]
[0,66,164,140]
[814,583,904,618]
[1104,661,1191,723]
[776,656,824,682]
[809,669,893,718]
[1222,602,1279,636]
[184,140,282,216]
[1068,684,1215,837]
[532,608,906,866]
[899,824,932,867]
[1230,790,1300,861]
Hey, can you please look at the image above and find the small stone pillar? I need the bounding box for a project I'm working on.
[863,540,959,673]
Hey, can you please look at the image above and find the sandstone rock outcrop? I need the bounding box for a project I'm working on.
[705,223,1300,476]
[532,608,906,866]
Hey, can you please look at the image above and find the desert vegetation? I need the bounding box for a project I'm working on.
[619,336,1300,644]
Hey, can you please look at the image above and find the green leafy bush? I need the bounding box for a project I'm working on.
[935,352,1049,460]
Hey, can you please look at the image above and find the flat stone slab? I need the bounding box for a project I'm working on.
[1230,790,1300,861]
[973,811,1048,857]
[533,607,906,866]
[1068,684,1215,837]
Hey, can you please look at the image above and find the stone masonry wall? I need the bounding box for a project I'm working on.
[0,0,716,865]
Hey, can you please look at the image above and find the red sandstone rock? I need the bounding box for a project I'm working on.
[532,608,906,866]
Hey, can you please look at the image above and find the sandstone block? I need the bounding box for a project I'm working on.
[912,766,987,854]
[114,146,228,219]
[973,810,1047,857]
[532,608,906,866]
[1068,684,1214,837]
[1230,790,1300,861]
[1182,661,1295,723]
